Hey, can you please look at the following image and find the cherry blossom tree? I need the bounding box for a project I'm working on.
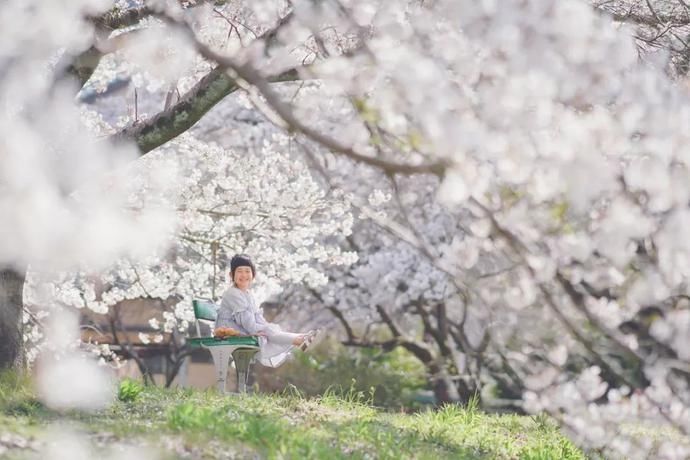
[282,1,690,457]
[197,1,690,456]
[0,0,309,370]
[25,132,355,382]
[277,162,491,405]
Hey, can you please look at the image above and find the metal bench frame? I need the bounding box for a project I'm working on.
[187,299,260,393]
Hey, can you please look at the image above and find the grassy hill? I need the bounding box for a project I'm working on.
[0,374,584,459]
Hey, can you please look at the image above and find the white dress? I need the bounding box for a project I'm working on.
[215,286,301,367]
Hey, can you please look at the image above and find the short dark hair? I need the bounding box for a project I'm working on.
[229,254,256,278]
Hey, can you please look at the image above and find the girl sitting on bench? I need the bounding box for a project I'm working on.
[215,254,318,367]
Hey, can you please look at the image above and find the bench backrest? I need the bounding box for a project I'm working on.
[192,299,218,337]
[193,299,218,321]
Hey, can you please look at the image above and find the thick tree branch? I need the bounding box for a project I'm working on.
[61,1,240,90]
[327,306,357,342]
[91,5,154,31]
[60,46,104,87]
[308,285,358,342]
[165,347,193,387]
[412,300,451,357]
[112,66,300,154]
[341,337,435,364]
[90,1,232,30]
[105,7,302,154]
[375,304,402,337]
[374,303,438,363]
[59,6,154,87]
[155,8,449,176]
[331,298,436,364]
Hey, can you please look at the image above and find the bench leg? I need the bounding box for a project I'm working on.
[208,347,230,393]
[232,349,257,393]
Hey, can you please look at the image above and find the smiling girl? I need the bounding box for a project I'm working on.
[215,254,318,367]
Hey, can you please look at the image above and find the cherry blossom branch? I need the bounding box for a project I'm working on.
[472,198,690,435]
[296,138,470,291]
[390,175,439,261]
[472,197,646,383]
[154,8,449,176]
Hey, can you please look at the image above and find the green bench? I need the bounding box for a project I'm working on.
[188,299,260,393]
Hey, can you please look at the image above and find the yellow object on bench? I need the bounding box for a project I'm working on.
[188,299,259,393]
[213,326,241,338]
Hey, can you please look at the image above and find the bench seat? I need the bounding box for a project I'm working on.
[188,299,260,393]
[188,336,259,348]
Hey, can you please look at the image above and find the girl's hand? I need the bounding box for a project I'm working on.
[255,331,268,337]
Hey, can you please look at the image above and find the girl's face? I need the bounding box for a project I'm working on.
[232,266,253,290]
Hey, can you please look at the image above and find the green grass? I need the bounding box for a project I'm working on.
[117,378,145,403]
[0,374,585,460]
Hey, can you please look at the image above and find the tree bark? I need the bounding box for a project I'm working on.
[113,67,301,155]
[0,267,26,370]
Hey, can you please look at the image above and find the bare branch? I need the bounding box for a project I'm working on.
[375,303,403,337]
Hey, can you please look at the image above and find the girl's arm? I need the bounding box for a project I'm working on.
[234,309,261,334]
[220,288,263,334]
[215,305,234,329]
[221,289,269,335]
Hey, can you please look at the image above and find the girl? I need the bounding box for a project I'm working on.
[215,254,318,367]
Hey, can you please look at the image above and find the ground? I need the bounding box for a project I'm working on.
[0,374,584,459]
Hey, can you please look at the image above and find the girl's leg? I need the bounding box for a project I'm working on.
[266,330,304,346]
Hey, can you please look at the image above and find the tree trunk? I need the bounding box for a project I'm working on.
[0,267,26,370]
[428,362,477,406]
[429,363,455,404]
